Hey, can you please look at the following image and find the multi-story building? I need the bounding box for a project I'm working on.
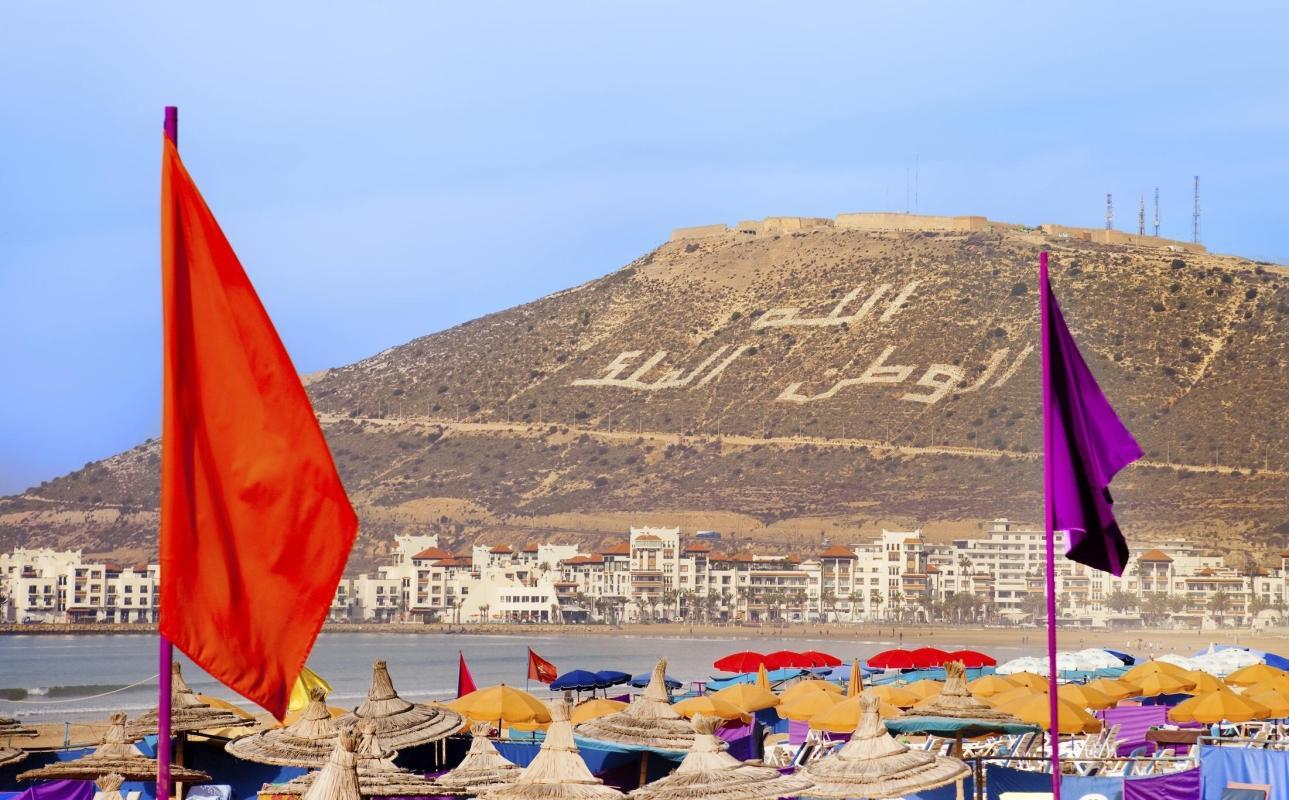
[5,520,1287,629]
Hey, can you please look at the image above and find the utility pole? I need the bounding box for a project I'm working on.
[1192,176,1201,244]
[1153,187,1160,237]
[1106,193,1113,230]
[1138,195,1145,236]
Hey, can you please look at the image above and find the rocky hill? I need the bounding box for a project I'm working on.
[3,218,1287,569]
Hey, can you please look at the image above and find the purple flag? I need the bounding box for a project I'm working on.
[1041,251,1143,576]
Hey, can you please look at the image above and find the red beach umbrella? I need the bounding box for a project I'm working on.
[947,649,996,668]
[867,649,917,670]
[799,650,843,668]
[909,647,953,669]
[764,650,813,669]
[714,651,767,673]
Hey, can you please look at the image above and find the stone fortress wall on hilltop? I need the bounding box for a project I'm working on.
[671,211,1207,254]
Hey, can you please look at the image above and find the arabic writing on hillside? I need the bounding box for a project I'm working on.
[571,282,1032,405]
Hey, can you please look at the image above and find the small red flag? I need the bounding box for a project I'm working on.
[527,647,557,684]
[159,137,358,719]
[457,651,477,698]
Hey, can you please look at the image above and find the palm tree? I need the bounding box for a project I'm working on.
[820,588,836,622]
[661,589,679,620]
[888,590,904,622]
[1106,589,1138,613]
[478,602,491,623]
[1208,591,1231,627]
[869,589,884,621]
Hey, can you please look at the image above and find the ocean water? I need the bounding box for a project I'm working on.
[0,631,1038,723]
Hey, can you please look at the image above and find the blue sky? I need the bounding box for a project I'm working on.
[1,2,1286,495]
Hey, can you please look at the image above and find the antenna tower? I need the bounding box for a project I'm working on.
[1138,195,1145,236]
[1153,187,1160,236]
[1105,193,1113,230]
[1192,176,1201,243]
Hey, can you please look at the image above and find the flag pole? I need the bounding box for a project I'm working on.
[157,104,178,800]
[1039,249,1061,799]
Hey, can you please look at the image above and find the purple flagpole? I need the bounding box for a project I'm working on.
[1040,249,1061,798]
[157,104,177,800]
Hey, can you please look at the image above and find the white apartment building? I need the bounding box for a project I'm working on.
[1,548,157,623]
[6,519,1287,630]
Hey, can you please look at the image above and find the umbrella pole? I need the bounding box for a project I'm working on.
[638,751,649,789]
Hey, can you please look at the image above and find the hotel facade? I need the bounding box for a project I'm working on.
[4,520,1286,630]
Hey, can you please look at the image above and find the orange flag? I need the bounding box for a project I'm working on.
[160,137,358,719]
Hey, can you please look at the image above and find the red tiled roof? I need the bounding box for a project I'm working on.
[786,554,802,564]
[732,552,755,563]
[414,547,452,560]
[601,543,630,556]
[684,541,713,553]
[489,545,514,554]
[435,557,470,567]
[522,542,540,553]
[1138,549,1173,563]
[708,551,731,562]
[635,533,662,542]
[820,545,857,559]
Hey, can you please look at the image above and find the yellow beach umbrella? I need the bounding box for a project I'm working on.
[776,688,844,721]
[863,684,919,708]
[1056,683,1116,711]
[987,686,1043,709]
[1184,670,1226,694]
[969,674,1020,699]
[809,694,901,733]
[448,684,552,725]
[570,698,628,724]
[1085,678,1139,701]
[289,665,333,713]
[1246,687,1289,718]
[780,680,842,703]
[1129,672,1193,698]
[1123,660,1193,685]
[902,680,944,702]
[1226,663,1288,688]
[993,692,1102,734]
[712,683,780,713]
[1005,672,1050,692]
[756,663,771,691]
[847,659,862,697]
[1168,686,1270,724]
[1250,675,1289,696]
[672,695,751,722]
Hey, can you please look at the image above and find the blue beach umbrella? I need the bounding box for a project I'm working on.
[595,670,631,687]
[630,672,682,689]
[551,669,606,691]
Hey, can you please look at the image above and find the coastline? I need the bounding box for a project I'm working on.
[5,621,1288,653]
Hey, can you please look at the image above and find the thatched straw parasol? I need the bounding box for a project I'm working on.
[801,696,969,800]
[479,702,624,800]
[906,662,1022,723]
[128,662,257,737]
[18,712,210,783]
[300,729,362,800]
[227,689,340,767]
[95,774,127,800]
[574,659,694,753]
[336,661,462,750]
[628,715,812,800]
[268,720,445,798]
[0,748,27,769]
[1,716,38,739]
[428,722,523,796]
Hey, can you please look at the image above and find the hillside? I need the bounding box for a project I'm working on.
[3,217,1287,569]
